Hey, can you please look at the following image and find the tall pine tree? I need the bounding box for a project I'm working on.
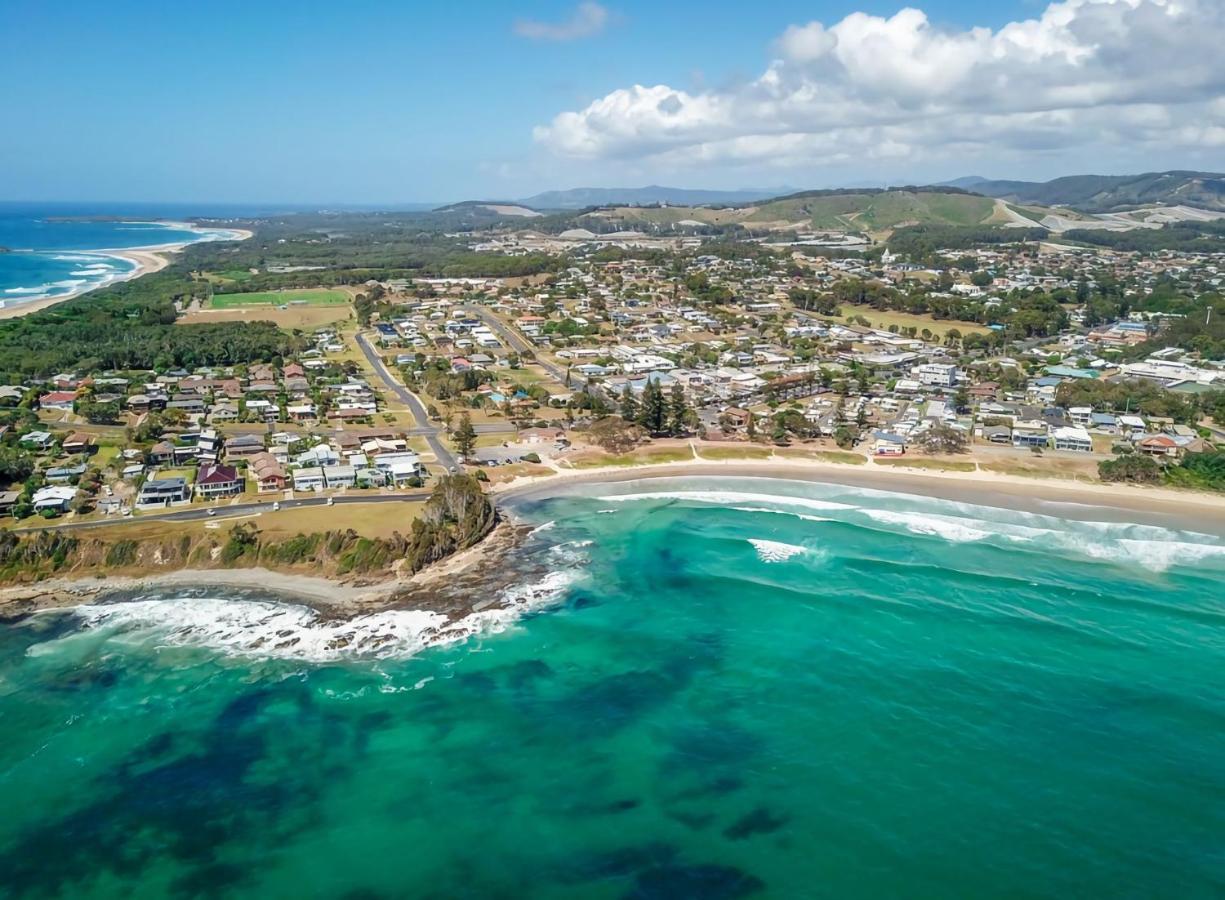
[619,384,638,422]
[668,383,690,437]
[639,379,668,435]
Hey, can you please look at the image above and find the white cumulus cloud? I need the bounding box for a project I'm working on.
[533,0,1225,173]
[514,2,609,41]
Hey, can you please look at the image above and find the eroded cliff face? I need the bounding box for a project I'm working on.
[0,475,499,586]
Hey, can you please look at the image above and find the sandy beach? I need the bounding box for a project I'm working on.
[3,456,1223,618]
[493,454,1225,535]
[0,225,253,320]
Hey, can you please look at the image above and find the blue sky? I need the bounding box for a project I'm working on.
[3,0,1221,204]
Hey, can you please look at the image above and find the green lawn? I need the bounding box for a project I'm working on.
[209,289,348,309]
[695,445,774,461]
[874,457,977,472]
[202,268,256,285]
[776,448,868,465]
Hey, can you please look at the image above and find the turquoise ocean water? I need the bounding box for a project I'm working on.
[1,476,1223,898]
[0,209,230,306]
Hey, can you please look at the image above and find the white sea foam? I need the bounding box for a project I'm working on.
[594,480,1225,574]
[748,538,807,563]
[863,509,1009,544]
[731,505,831,523]
[860,508,1225,572]
[599,490,854,514]
[42,570,581,663]
[1072,536,1225,572]
[4,287,46,295]
[527,520,556,536]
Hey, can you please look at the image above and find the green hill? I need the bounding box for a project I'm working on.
[746,190,996,230]
[969,171,1225,213]
[572,188,999,234]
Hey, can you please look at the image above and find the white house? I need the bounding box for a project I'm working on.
[917,363,958,388]
[32,485,76,512]
[292,467,326,492]
[1052,426,1093,452]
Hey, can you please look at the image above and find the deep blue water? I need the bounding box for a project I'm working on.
[0,207,240,307]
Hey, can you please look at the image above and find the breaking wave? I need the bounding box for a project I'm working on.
[598,490,854,514]
[592,481,1225,573]
[37,571,581,663]
[748,539,807,563]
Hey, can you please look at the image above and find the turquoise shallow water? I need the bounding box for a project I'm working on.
[1,477,1224,898]
[0,212,233,305]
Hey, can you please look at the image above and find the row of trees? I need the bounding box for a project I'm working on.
[619,380,696,437]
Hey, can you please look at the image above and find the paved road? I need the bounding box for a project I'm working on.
[356,332,459,470]
[16,492,430,534]
[460,305,575,385]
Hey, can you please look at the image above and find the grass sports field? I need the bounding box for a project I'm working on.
[208,289,349,309]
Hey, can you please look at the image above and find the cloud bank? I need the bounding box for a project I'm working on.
[533,0,1225,172]
[514,2,609,42]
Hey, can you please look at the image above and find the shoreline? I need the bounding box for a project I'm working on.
[3,457,1223,618]
[0,224,253,320]
[492,455,1225,535]
[0,518,527,619]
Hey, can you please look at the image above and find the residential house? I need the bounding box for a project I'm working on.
[136,477,191,508]
[38,391,77,411]
[61,432,94,455]
[32,485,77,512]
[224,433,266,459]
[45,464,86,484]
[324,465,357,489]
[1011,423,1049,448]
[148,440,176,464]
[1052,426,1093,452]
[0,490,21,515]
[248,452,286,493]
[195,464,244,500]
[19,431,56,451]
[292,466,326,492]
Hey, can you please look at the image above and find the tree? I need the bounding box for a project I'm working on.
[453,413,477,460]
[953,386,970,413]
[771,418,789,445]
[619,385,638,421]
[587,416,644,454]
[668,384,691,437]
[1099,454,1161,484]
[916,424,968,454]
[638,379,668,435]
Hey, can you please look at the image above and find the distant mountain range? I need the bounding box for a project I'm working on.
[951,171,1225,213]
[516,185,797,210]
